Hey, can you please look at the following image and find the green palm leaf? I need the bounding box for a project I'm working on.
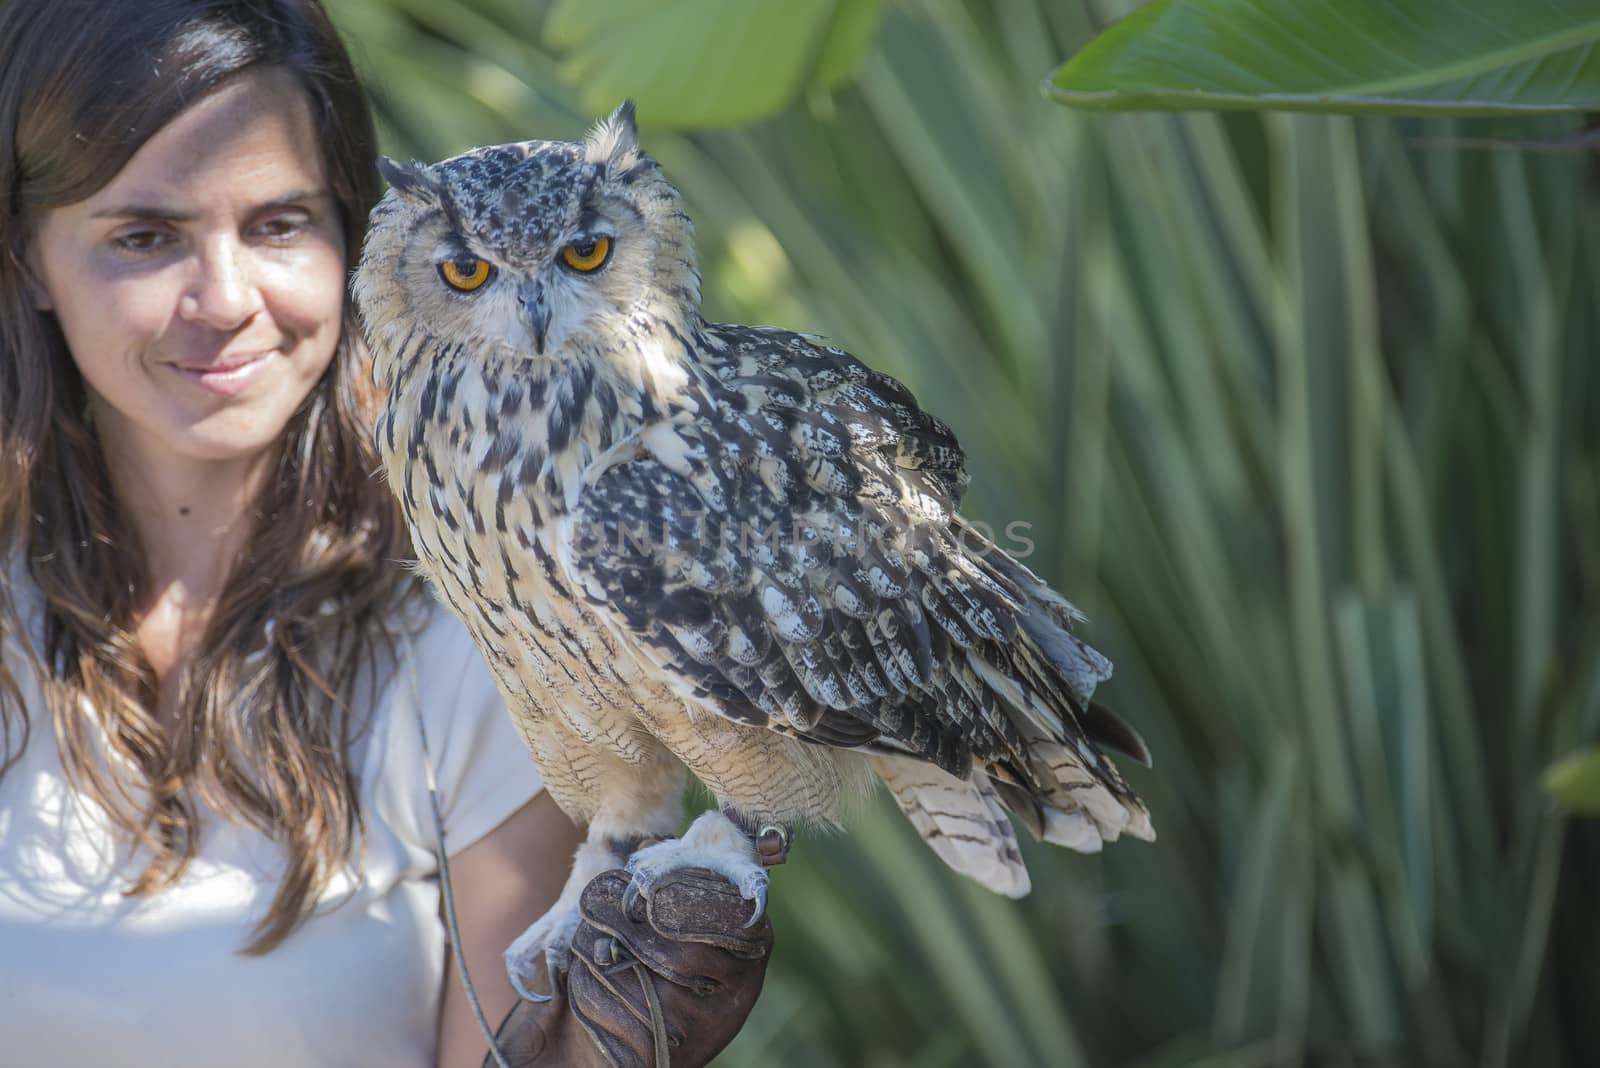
[1049,0,1600,114]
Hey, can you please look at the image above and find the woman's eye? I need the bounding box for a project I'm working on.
[112,230,171,254]
[255,215,307,242]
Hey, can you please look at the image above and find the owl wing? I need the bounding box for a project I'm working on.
[558,325,1145,811]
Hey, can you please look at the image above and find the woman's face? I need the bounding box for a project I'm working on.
[27,67,346,471]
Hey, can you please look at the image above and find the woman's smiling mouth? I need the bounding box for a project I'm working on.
[170,350,276,396]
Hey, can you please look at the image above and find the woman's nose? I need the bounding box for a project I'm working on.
[178,237,262,329]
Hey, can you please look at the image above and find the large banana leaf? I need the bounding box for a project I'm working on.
[544,0,885,127]
[1048,0,1600,114]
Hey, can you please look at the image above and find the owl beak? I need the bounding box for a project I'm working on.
[519,281,551,354]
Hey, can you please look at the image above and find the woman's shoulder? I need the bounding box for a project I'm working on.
[365,591,540,854]
[374,592,509,726]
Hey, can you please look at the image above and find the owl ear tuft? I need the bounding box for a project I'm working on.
[378,157,442,202]
[586,100,641,177]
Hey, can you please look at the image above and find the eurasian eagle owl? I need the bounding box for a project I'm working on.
[354,102,1154,997]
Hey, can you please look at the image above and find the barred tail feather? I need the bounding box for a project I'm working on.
[1041,807,1104,852]
[968,653,1156,849]
[1017,718,1156,844]
[871,755,1031,897]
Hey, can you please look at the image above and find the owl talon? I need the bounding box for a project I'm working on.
[505,899,585,1005]
[509,966,555,1004]
[744,882,767,928]
[507,943,563,1003]
[621,877,645,922]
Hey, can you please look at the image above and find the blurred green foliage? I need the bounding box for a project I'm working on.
[331,0,1600,1063]
[1545,748,1600,815]
[544,0,885,127]
[1048,0,1600,115]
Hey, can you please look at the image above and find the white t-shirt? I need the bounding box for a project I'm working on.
[0,564,543,1067]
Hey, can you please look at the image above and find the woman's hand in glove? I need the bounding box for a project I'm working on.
[485,867,773,1068]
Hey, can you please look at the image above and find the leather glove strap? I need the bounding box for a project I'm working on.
[567,950,672,1068]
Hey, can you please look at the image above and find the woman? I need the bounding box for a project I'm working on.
[0,1,768,1065]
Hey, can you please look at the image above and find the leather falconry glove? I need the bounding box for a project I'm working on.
[485,868,773,1068]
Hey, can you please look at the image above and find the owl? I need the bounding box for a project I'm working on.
[354,102,1154,996]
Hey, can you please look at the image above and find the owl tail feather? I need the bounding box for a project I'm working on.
[967,653,1156,848]
[1014,715,1157,847]
[870,755,1031,898]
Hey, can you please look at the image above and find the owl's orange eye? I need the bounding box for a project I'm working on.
[561,235,611,273]
[439,258,493,291]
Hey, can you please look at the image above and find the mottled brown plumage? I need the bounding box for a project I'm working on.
[353,103,1153,990]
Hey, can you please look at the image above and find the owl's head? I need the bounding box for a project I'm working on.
[355,102,698,384]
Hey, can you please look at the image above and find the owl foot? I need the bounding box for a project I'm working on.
[624,810,770,927]
[504,835,630,1001]
[503,906,580,1003]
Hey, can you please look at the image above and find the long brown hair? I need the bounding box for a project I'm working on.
[0,0,420,953]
